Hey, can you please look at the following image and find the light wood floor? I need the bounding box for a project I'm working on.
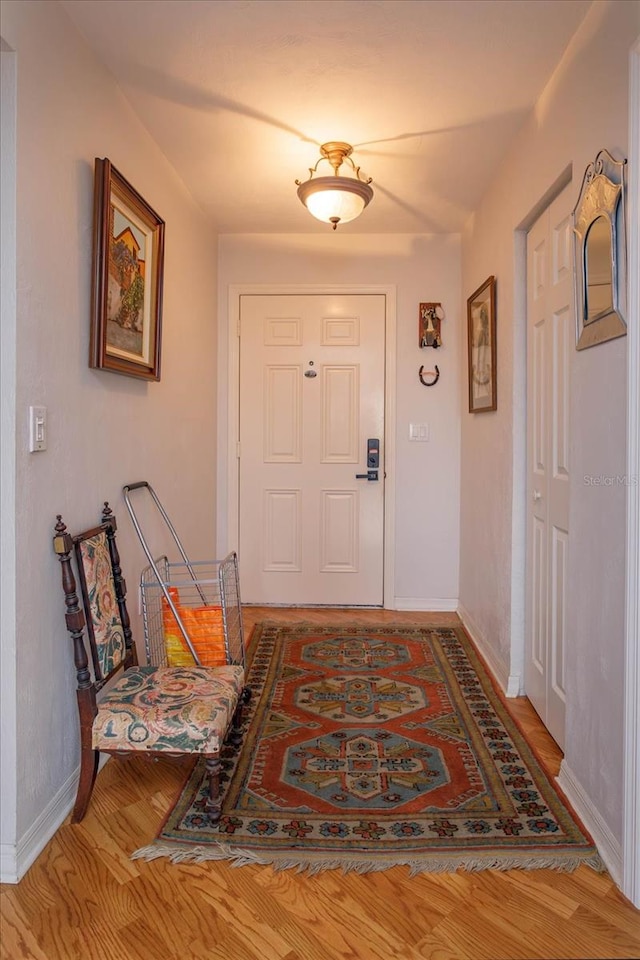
[1,609,639,960]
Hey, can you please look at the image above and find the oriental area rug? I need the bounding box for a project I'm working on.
[133,622,603,874]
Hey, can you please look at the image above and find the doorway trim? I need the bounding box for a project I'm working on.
[623,35,640,911]
[223,284,397,609]
[512,164,573,700]
[0,41,18,883]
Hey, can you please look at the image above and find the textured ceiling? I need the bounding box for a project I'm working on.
[61,0,592,233]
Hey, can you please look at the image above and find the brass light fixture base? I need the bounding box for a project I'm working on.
[319,142,354,173]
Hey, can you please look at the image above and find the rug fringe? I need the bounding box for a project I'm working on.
[131,843,270,868]
[131,843,605,876]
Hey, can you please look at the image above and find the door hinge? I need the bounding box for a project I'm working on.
[236,442,241,459]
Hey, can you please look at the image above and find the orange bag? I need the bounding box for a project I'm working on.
[161,587,227,667]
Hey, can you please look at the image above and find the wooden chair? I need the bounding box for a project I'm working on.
[53,503,248,824]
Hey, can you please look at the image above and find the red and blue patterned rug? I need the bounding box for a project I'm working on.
[133,622,603,874]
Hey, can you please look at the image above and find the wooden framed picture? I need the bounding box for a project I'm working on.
[418,302,443,348]
[467,275,497,413]
[90,158,165,381]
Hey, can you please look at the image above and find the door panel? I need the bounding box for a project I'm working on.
[525,186,572,748]
[263,490,301,571]
[264,366,301,461]
[239,294,385,605]
[320,490,358,571]
[322,366,359,461]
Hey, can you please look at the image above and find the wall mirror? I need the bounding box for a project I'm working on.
[573,149,627,350]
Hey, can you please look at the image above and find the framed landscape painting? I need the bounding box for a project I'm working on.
[90,158,165,381]
[467,275,497,413]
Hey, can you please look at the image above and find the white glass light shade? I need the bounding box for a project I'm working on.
[297,176,373,226]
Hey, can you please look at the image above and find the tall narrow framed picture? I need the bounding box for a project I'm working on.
[90,158,165,380]
[467,275,497,413]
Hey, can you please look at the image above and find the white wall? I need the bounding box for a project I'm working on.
[217,233,461,608]
[1,0,218,879]
[459,0,640,847]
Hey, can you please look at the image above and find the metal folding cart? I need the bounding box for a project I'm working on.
[123,481,245,670]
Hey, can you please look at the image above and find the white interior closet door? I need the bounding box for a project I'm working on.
[525,185,573,748]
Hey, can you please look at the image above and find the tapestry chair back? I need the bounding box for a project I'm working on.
[76,528,129,682]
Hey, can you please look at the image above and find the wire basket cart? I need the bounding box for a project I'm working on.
[123,482,245,670]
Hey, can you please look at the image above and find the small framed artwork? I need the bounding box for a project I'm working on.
[418,302,444,348]
[90,158,165,380]
[467,275,497,413]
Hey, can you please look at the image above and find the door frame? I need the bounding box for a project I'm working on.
[0,43,18,881]
[623,35,640,911]
[223,284,397,609]
[513,165,573,702]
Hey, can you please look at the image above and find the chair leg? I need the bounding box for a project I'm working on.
[205,755,223,822]
[208,688,252,821]
[228,686,251,748]
[72,744,99,823]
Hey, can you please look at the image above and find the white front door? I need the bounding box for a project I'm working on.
[525,186,573,748]
[239,294,386,605]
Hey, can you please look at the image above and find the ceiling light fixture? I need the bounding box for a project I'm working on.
[296,141,373,230]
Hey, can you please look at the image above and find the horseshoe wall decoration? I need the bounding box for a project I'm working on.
[419,364,440,386]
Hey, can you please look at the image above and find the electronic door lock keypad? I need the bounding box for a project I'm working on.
[356,439,380,481]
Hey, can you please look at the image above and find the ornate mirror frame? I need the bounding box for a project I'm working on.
[573,149,627,350]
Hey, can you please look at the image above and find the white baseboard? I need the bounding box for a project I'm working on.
[0,766,77,884]
[457,603,521,697]
[0,843,19,885]
[0,755,109,884]
[557,759,622,885]
[393,597,458,612]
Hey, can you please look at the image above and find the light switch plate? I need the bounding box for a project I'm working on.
[409,422,430,442]
[29,405,47,452]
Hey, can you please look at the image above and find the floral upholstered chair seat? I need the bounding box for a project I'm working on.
[93,664,245,753]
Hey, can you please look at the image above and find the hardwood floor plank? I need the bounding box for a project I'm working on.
[112,917,186,960]
[566,903,640,958]
[468,869,578,928]
[186,934,264,960]
[501,868,581,919]
[254,865,447,953]
[430,905,550,960]
[228,864,405,960]
[183,868,299,959]
[78,815,151,888]
[409,932,469,960]
[192,864,357,960]
[261,867,415,958]
[448,875,582,959]
[0,895,51,960]
[393,870,475,918]
[123,868,231,951]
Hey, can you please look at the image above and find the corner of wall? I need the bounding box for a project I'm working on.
[0,764,77,884]
[457,603,521,696]
[557,759,622,884]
